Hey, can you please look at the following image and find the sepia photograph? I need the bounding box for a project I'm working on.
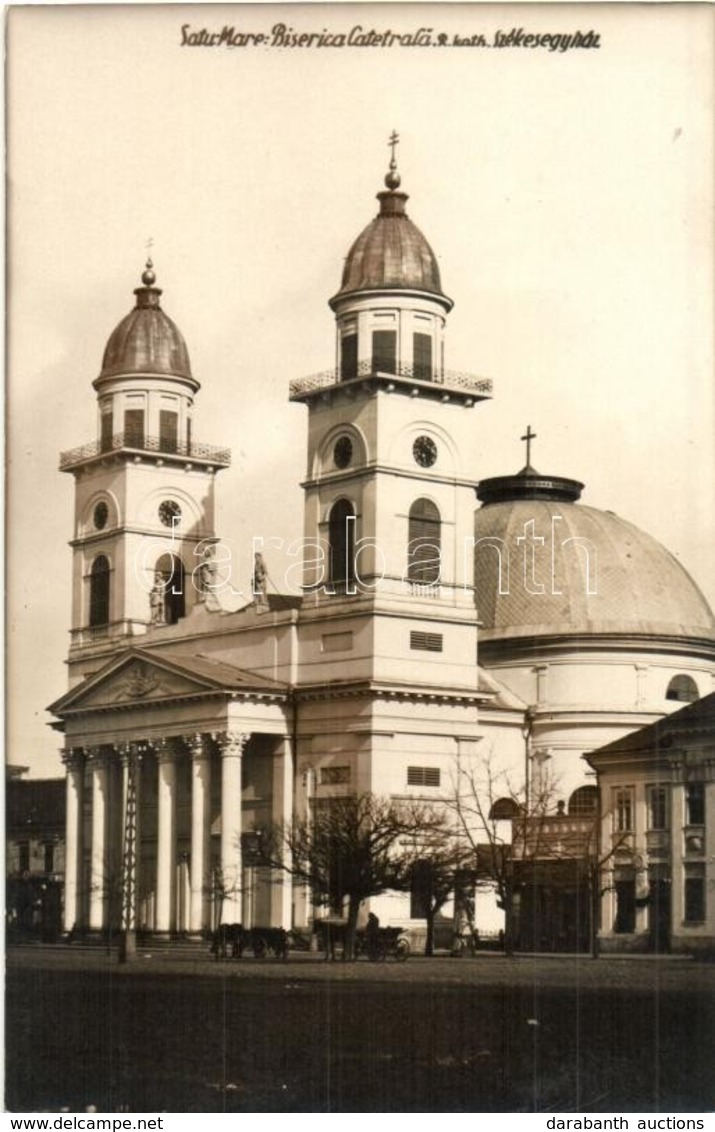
[5,2,715,1116]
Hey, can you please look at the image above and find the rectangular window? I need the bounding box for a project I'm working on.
[686,783,705,825]
[684,866,705,923]
[407,767,441,788]
[340,334,358,382]
[124,409,145,449]
[44,843,55,873]
[413,332,433,381]
[18,841,30,873]
[614,788,634,833]
[614,878,636,933]
[372,330,397,374]
[410,631,443,653]
[100,411,113,453]
[159,410,179,454]
[647,786,668,831]
[320,766,351,786]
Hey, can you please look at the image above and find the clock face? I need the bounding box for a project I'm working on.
[413,435,438,468]
[333,435,353,469]
[93,501,109,531]
[158,499,182,528]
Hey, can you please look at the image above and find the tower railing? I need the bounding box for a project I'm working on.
[289,359,493,400]
[60,432,231,470]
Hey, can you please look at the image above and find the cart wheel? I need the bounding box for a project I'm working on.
[253,936,267,959]
[395,938,410,961]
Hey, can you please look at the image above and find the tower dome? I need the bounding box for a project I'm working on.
[330,139,451,309]
[474,464,715,646]
[97,261,193,383]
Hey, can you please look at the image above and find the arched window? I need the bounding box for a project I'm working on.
[89,555,110,626]
[489,797,520,821]
[156,554,186,624]
[328,499,355,589]
[407,499,441,584]
[666,674,699,703]
[568,785,599,817]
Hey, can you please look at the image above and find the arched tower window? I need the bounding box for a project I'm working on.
[156,554,186,624]
[407,498,441,584]
[666,674,699,703]
[489,797,520,821]
[89,555,110,626]
[568,785,599,817]
[328,499,355,589]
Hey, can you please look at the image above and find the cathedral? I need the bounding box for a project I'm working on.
[49,145,715,952]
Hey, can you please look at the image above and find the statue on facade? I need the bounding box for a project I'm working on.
[149,570,166,625]
[252,552,269,610]
[198,544,222,612]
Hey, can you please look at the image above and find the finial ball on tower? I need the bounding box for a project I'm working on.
[141,256,156,287]
[384,130,401,190]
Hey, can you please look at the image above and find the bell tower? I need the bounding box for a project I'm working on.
[60,260,230,684]
[290,139,492,689]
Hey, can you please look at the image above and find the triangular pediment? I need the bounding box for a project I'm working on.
[49,648,286,718]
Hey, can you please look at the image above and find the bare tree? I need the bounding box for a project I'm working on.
[262,792,445,959]
[406,831,475,956]
[451,754,630,958]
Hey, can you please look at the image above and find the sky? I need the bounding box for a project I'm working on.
[7,3,715,777]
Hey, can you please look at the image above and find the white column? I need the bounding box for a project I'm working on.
[119,744,142,933]
[155,741,177,936]
[189,734,211,935]
[218,731,249,924]
[88,749,108,933]
[62,748,84,935]
[271,737,294,928]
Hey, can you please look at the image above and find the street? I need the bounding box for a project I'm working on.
[6,946,715,1113]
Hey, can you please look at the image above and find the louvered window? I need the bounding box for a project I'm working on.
[413,333,433,381]
[410,631,443,652]
[372,330,396,374]
[407,767,441,787]
[341,334,358,381]
[408,499,441,584]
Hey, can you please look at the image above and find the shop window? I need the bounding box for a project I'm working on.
[684,866,705,923]
[614,878,636,933]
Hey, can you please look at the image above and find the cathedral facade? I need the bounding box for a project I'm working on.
[50,150,715,951]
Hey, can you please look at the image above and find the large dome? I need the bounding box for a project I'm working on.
[474,495,715,645]
[97,263,192,382]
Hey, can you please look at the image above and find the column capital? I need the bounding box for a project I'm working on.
[116,741,146,768]
[85,746,108,768]
[216,731,250,758]
[61,747,85,771]
[187,733,210,761]
[154,738,179,765]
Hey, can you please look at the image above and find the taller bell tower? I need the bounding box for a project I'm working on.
[291,140,492,691]
[60,261,230,685]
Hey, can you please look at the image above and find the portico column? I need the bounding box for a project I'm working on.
[87,748,109,933]
[189,734,211,935]
[155,740,177,937]
[119,743,142,935]
[271,736,294,928]
[218,731,249,923]
[61,748,85,935]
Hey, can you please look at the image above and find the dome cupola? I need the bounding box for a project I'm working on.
[96,260,194,385]
[330,137,451,309]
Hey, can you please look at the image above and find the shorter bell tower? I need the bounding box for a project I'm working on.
[60,261,230,685]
